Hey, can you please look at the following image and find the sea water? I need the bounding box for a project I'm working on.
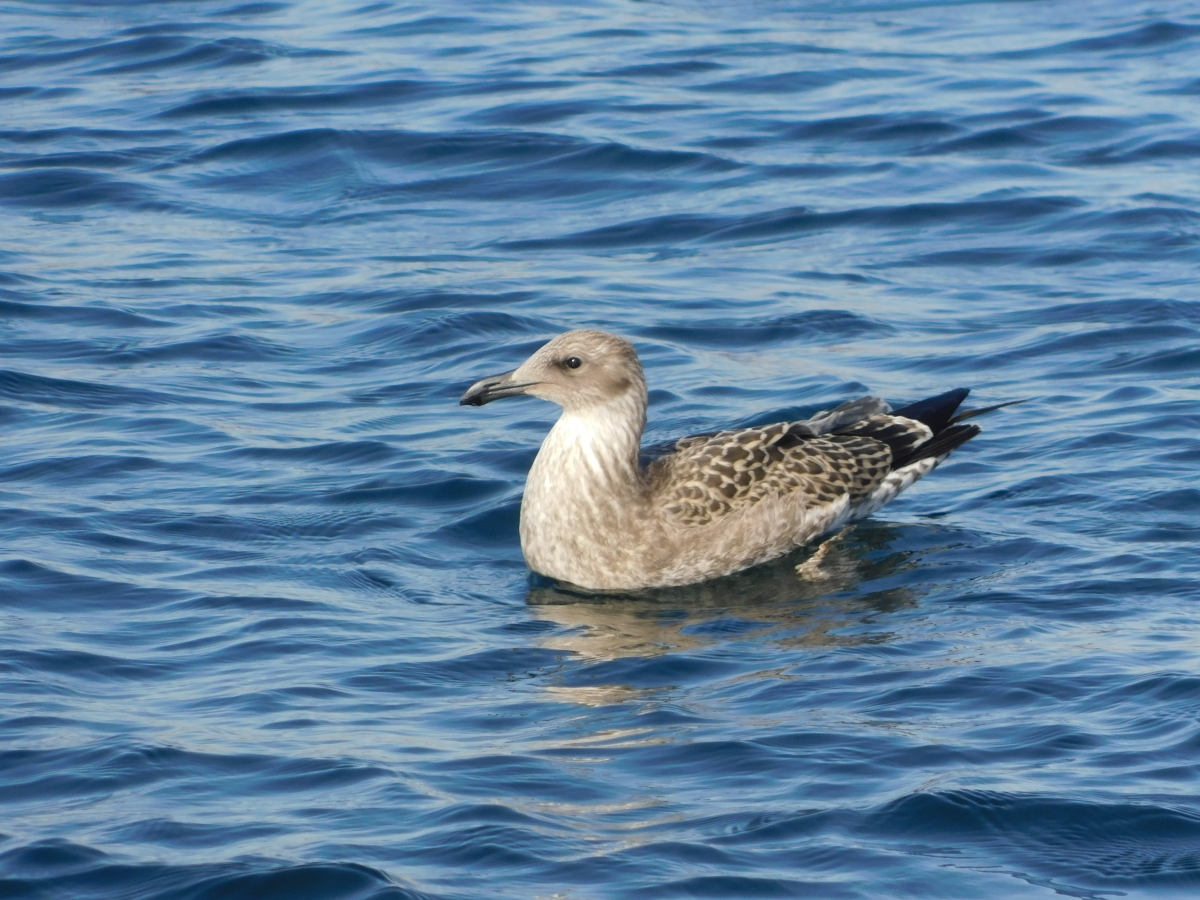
[2,1,1200,897]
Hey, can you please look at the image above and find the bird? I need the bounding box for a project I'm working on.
[460,329,1015,591]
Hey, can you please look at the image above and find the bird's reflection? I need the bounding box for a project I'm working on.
[526,523,941,664]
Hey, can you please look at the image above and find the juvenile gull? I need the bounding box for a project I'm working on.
[461,330,1013,591]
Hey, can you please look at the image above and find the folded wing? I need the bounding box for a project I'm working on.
[650,389,979,528]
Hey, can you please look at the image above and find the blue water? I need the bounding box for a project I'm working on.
[2,0,1200,897]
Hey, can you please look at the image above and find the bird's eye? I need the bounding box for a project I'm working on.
[565,356,582,369]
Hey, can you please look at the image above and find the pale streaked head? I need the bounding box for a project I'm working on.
[460,329,647,413]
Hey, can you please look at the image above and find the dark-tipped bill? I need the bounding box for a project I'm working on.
[459,371,539,406]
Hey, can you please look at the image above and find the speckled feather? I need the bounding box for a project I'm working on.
[649,424,895,526]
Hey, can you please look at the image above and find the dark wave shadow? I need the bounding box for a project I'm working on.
[861,789,1200,896]
[0,841,436,900]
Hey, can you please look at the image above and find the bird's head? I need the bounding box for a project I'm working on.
[460,330,647,414]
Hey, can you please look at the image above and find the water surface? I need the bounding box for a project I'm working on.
[2,1,1200,898]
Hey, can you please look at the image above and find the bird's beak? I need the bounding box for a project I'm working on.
[459,370,539,406]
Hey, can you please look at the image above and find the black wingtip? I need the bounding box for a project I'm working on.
[950,397,1032,424]
[891,387,971,434]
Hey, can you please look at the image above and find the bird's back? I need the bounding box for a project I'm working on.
[641,391,981,585]
[647,422,893,526]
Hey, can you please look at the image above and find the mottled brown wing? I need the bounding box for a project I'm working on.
[649,421,893,527]
[833,414,933,459]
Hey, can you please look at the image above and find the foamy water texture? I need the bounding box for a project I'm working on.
[2,1,1200,898]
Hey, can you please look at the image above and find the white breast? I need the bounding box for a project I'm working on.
[519,405,650,587]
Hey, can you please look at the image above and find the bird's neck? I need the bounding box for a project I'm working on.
[535,396,646,493]
[521,395,647,562]
[520,394,659,586]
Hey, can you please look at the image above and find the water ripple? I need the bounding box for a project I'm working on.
[2,1,1200,898]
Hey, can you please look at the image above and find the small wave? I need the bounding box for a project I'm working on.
[0,30,336,76]
[321,474,509,510]
[996,20,1200,59]
[782,113,964,145]
[0,169,161,210]
[217,3,290,17]
[0,294,166,328]
[0,453,169,484]
[373,289,540,315]
[0,843,431,900]
[157,79,442,119]
[1102,346,1200,374]
[867,790,1200,890]
[90,37,340,76]
[695,67,906,94]
[107,333,297,364]
[223,440,397,465]
[0,369,181,409]
[638,310,893,348]
[499,195,1083,251]
[347,15,489,38]
[596,60,726,79]
[435,499,523,550]
[345,646,560,695]
[463,99,614,126]
[997,297,1200,327]
[2,648,177,687]
[184,127,737,203]
[1071,138,1200,166]
[355,310,546,361]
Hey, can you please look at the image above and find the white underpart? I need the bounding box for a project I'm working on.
[520,395,646,584]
